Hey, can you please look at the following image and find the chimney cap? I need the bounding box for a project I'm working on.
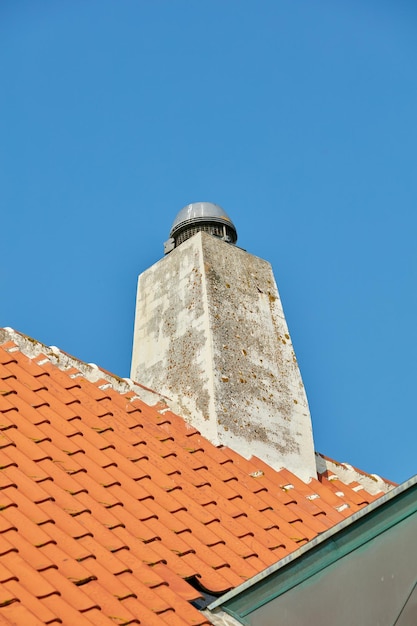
[170,202,237,241]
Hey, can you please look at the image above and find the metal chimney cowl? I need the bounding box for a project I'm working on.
[164,202,238,254]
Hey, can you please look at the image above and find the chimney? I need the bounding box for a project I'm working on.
[131,203,316,482]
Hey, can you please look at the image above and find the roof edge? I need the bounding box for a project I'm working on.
[0,327,171,410]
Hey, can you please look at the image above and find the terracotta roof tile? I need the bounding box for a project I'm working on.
[41,596,114,626]
[0,595,47,626]
[0,332,388,625]
[9,582,61,624]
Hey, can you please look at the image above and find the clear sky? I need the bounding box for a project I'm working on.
[1,1,416,484]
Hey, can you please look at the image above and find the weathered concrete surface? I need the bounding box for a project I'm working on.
[131,232,317,482]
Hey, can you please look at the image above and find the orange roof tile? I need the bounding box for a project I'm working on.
[0,330,390,625]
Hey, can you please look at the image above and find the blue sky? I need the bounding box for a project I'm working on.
[1,1,416,484]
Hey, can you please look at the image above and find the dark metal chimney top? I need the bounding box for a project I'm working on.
[164,202,238,254]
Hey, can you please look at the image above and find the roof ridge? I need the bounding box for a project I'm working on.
[315,451,395,495]
[0,327,175,411]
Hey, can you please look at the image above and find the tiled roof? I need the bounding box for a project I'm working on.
[0,330,385,625]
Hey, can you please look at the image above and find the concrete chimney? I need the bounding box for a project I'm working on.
[131,203,316,482]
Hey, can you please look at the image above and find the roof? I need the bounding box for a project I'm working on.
[209,475,417,625]
[0,328,388,626]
